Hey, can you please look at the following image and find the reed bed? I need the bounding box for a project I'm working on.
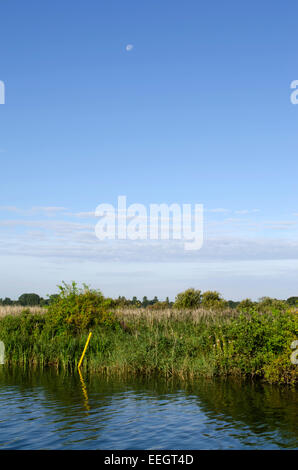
[115,307,239,324]
[0,305,296,385]
[0,305,47,318]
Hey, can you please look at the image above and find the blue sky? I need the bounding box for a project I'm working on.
[0,0,298,300]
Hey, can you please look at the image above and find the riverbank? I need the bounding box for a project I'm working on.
[0,306,297,385]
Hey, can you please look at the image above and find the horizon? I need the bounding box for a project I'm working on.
[1,1,298,300]
[1,282,297,304]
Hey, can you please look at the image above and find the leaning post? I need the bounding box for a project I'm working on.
[78,332,92,369]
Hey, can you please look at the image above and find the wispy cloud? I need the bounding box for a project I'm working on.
[264,221,298,230]
[207,208,230,213]
[1,205,298,264]
[1,222,298,263]
[0,206,68,217]
[0,219,93,234]
[234,209,260,215]
[0,206,19,212]
[71,211,97,218]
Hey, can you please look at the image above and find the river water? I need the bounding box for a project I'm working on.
[0,367,297,449]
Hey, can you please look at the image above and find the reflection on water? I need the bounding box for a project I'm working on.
[78,367,90,413]
[0,367,297,449]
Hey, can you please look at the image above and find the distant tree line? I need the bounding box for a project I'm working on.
[0,289,297,309]
[107,295,173,309]
[171,289,298,311]
[0,293,59,307]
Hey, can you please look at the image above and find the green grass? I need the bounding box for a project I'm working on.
[0,307,297,385]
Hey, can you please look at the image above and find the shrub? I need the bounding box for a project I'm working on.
[256,297,288,313]
[201,291,228,310]
[237,298,256,311]
[173,288,202,309]
[45,282,116,334]
[287,297,298,307]
[218,308,298,380]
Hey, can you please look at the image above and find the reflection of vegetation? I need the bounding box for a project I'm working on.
[0,283,297,385]
[0,368,297,448]
[184,378,298,447]
[0,366,114,423]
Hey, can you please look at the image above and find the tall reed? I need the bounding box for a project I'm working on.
[0,307,296,385]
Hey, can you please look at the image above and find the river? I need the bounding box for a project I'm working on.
[0,367,297,449]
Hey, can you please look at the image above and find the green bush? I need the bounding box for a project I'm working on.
[209,308,298,383]
[45,282,116,334]
[237,298,256,311]
[256,297,288,313]
[0,287,296,385]
[201,291,228,310]
[173,288,202,309]
[287,296,298,307]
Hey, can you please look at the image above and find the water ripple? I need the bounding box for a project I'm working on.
[0,369,297,449]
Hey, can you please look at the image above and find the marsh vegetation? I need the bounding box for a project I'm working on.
[0,283,297,386]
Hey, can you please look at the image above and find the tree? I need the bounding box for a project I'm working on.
[287,297,298,306]
[110,296,129,308]
[18,293,41,306]
[46,281,116,333]
[201,291,227,309]
[131,296,142,308]
[237,298,255,311]
[173,288,202,309]
[48,294,59,304]
[256,297,287,312]
[227,300,240,309]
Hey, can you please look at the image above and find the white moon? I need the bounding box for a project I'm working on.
[125,44,134,51]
